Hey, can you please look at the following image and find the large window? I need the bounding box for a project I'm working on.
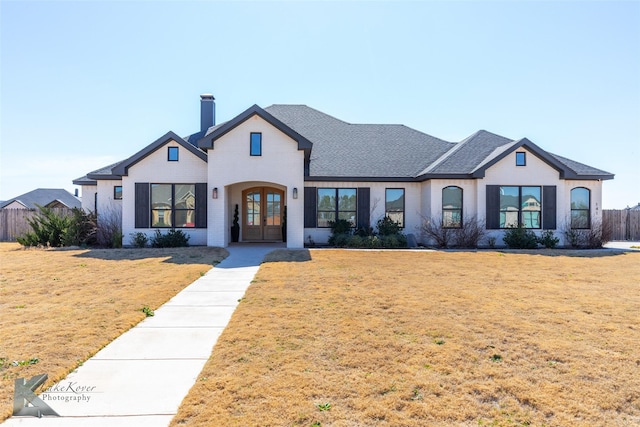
[442,186,462,228]
[317,188,357,227]
[571,187,590,229]
[385,188,405,227]
[499,186,541,229]
[151,184,196,228]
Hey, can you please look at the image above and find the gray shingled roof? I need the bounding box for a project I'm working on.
[548,153,613,178]
[419,130,514,176]
[73,160,126,185]
[265,105,455,178]
[74,103,613,184]
[1,188,81,210]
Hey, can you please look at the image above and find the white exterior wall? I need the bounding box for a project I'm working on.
[479,148,602,246]
[563,179,604,229]
[304,181,423,245]
[96,180,122,222]
[422,178,478,244]
[207,115,305,248]
[79,185,97,212]
[122,139,208,246]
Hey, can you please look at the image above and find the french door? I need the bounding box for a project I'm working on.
[242,187,284,241]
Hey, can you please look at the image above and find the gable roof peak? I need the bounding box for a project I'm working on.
[198,104,313,152]
[112,130,207,177]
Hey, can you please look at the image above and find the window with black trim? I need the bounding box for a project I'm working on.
[442,186,462,228]
[570,187,590,229]
[250,132,262,156]
[151,184,196,228]
[516,152,526,166]
[317,188,357,227]
[385,188,405,227]
[499,186,541,228]
[168,147,179,161]
[114,186,122,200]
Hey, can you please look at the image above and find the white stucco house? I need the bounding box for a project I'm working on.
[73,94,614,248]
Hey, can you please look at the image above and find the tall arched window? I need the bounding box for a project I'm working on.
[442,186,463,228]
[571,187,590,229]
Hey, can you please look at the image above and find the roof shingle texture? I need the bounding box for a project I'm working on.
[1,188,81,210]
[265,105,455,178]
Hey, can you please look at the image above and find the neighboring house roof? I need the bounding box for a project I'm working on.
[0,188,82,210]
[74,103,614,184]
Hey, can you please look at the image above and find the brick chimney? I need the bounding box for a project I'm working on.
[200,94,215,132]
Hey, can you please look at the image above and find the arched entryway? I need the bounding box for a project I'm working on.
[242,187,284,241]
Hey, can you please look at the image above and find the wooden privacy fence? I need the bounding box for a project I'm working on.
[0,208,74,241]
[603,209,640,241]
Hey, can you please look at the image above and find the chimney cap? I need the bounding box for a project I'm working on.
[200,94,215,100]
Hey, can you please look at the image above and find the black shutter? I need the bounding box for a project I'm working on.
[542,186,557,230]
[195,183,208,229]
[135,183,150,228]
[357,187,370,228]
[486,185,500,229]
[304,187,317,228]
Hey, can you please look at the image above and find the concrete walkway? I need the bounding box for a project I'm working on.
[604,241,640,251]
[3,244,282,427]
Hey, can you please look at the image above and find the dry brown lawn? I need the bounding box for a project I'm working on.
[0,242,227,421]
[171,249,640,427]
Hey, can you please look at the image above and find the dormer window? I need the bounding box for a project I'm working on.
[250,133,262,156]
[168,146,179,161]
[516,152,526,166]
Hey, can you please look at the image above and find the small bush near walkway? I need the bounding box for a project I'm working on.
[151,229,190,248]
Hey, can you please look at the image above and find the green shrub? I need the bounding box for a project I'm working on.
[502,225,538,249]
[129,232,149,248]
[63,208,98,247]
[538,229,559,249]
[17,205,72,247]
[151,229,190,248]
[346,235,365,248]
[376,216,401,236]
[329,233,350,247]
[380,234,407,248]
[354,226,375,237]
[327,217,406,248]
[328,219,352,235]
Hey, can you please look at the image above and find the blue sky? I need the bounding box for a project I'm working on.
[1,0,638,208]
